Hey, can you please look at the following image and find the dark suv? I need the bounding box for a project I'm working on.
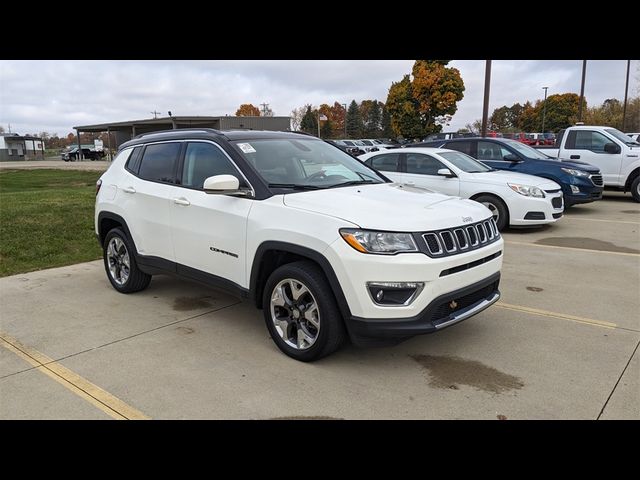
[417,137,603,207]
[62,147,104,161]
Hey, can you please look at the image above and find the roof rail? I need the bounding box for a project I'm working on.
[133,128,224,139]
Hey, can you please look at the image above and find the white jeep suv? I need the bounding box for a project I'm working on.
[95,129,503,361]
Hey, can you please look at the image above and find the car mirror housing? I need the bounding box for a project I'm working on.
[437,168,456,178]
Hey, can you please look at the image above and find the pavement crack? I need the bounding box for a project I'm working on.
[596,339,640,420]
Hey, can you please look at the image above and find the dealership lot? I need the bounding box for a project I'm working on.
[1,192,638,419]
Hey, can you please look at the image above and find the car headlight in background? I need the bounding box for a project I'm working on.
[561,168,590,177]
[340,228,418,254]
[507,183,545,198]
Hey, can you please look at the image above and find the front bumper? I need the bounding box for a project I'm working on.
[346,272,500,346]
[508,190,564,226]
[563,179,603,206]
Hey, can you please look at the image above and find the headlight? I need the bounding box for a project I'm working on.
[561,167,589,177]
[340,228,418,254]
[508,183,545,198]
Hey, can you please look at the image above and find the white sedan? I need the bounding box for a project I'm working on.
[359,147,564,230]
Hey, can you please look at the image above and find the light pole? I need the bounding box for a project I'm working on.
[481,60,492,138]
[622,60,631,131]
[342,103,347,137]
[541,86,549,134]
[578,60,587,122]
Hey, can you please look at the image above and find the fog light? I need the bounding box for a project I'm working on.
[367,282,425,306]
[570,185,580,194]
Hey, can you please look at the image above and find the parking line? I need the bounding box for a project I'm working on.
[495,302,617,329]
[0,332,150,420]
[504,240,640,257]
[564,216,640,225]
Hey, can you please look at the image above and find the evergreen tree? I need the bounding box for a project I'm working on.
[366,100,382,137]
[300,106,317,135]
[346,100,363,138]
[381,105,393,138]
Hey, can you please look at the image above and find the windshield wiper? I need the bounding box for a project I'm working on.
[267,183,323,190]
[327,180,377,188]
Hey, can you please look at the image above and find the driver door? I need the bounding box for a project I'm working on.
[401,152,460,196]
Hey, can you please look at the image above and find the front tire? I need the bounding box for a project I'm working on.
[631,176,640,203]
[103,228,151,293]
[474,194,509,231]
[262,261,346,362]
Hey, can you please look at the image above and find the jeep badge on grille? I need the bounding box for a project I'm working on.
[462,216,473,223]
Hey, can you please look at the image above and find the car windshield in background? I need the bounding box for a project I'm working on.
[605,128,640,145]
[502,139,553,159]
[232,138,386,190]
[439,151,492,173]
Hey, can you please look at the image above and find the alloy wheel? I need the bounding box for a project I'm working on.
[270,278,320,350]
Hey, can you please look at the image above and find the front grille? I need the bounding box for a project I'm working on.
[551,196,563,208]
[590,174,603,186]
[431,280,499,325]
[544,188,561,194]
[591,191,603,198]
[421,218,500,257]
[440,251,502,277]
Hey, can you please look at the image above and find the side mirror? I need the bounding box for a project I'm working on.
[604,142,621,154]
[203,174,251,197]
[437,168,456,178]
[503,153,520,162]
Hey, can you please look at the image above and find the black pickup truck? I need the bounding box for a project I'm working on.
[62,147,105,161]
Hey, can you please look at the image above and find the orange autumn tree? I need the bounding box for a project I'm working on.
[235,104,261,116]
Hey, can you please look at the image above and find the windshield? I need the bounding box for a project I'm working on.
[502,139,552,159]
[439,151,492,172]
[232,138,386,190]
[605,128,639,145]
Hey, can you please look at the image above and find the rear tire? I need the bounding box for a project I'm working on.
[103,228,151,293]
[631,176,640,203]
[474,194,509,231]
[262,261,346,362]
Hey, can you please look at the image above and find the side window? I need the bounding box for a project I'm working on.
[181,142,241,189]
[574,130,611,153]
[445,141,472,155]
[477,141,504,160]
[125,146,143,174]
[368,153,400,172]
[138,142,181,184]
[405,153,444,175]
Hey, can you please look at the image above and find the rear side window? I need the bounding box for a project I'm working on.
[138,142,181,183]
[368,153,400,172]
[181,142,240,189]
[445,141,472,155]
[125,146,143,174]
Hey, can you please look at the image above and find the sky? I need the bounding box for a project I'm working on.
[1,60,638,137]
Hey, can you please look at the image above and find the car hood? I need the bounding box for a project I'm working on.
[282,183,492,231]
[526,156,601,173]
[467,170,560,189]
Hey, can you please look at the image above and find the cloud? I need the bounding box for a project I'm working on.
[1,60,637,136]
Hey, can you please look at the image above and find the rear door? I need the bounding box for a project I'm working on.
[563,130,622,184]
[123,141,182,261]
[401,152,460,196]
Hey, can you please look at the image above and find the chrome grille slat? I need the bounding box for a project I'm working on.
[590,174,603,187]
[422,219,500,257]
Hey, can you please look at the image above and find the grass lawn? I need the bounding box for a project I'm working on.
[0,169,103,277]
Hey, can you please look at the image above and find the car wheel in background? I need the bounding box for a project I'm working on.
[474,194,509,231]
[631,176,640,203]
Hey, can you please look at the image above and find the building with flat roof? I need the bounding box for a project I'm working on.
[73,115,291,157]
[0,133,45,161]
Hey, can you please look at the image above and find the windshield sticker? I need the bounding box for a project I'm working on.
[237,143,256,154]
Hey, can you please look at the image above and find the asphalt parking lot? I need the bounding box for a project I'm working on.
[1,191,638,419]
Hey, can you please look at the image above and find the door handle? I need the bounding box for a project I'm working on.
[570,155,580,159]
[122,186,136,194]
[173,197,191,206]
[405,181,415,186]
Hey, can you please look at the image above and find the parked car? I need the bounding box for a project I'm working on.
[96,129,503,361]
[359,148,563,230]
[325,140,358,155]
[62,147,104,161]
[333,140,365,155]
[537,125,640,202]
[420,137,603,207]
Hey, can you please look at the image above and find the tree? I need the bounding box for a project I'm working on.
[519,93,584,132]
[584,96,640,131]
[345,100,364,138]
[381,104,393,138]
[465,119,482,134]
[386,75,424,138]
[0,126,4,133]
[410,60,465,134]
[361,100,382,137]
[329,102,346,138]
[300,105,317,135]
[290,105,308,131]
[235,103,260,116]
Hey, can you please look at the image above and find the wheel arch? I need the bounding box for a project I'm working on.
[249,241,351,320]
[97,212,138,253]
[624,167,640,191]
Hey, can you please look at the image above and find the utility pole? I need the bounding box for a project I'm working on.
[260,102,270,116]
[541,87,549,134]
[622,60,631,131]
[481,60,492,137]
[578,60,587,122]
[150,110,161,119]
